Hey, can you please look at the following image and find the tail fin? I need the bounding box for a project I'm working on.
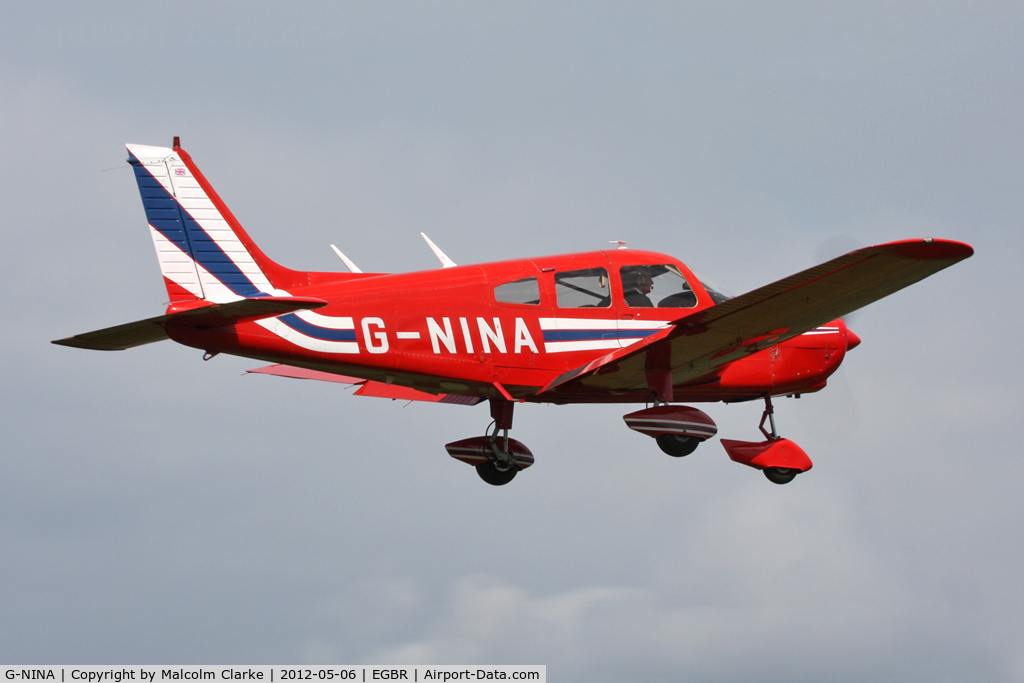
[127,141,301,303]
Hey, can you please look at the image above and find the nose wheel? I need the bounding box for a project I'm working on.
[720,396,814,484]
[756,397,799,485]
[763,466,799,485]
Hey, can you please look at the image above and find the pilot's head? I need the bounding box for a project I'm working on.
[623,267,653,293]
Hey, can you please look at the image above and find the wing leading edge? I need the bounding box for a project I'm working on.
[541,238,973,395]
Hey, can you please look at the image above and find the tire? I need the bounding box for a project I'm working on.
[763,467,798,485]
[476,461,518,486]
[656,433,702,458]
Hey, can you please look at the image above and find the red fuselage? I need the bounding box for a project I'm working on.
[167,248,853,405]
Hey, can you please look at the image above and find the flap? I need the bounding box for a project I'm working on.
[246,364,484,405]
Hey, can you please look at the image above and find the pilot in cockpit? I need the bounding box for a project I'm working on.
[621,267,654,307]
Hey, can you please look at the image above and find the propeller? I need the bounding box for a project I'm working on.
[793,235,866,441]
[814,235,865,325]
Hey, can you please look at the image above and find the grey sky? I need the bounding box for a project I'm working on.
[2,2,1022,681]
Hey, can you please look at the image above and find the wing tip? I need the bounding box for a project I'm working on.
[869,238,973,261]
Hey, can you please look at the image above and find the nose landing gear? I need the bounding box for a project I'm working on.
[720,396,813,484]
[445,399,534,486]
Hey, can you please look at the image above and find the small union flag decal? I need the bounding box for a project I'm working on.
[174,168,186,176]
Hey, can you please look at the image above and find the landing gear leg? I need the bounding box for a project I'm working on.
[476,399,520,486]
[758,396,798,485]
[759,395,779,440]
[720,396,812,483]
[446,400,535,485]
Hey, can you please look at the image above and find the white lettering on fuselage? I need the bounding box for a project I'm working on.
[373,317,539,355]
[477,318,506,353]
[362,317,389,354]
[426,317,457,353]
[514,317,539,353]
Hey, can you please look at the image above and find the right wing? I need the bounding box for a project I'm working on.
[542,238,973,396]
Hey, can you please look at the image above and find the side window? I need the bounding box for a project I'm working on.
[555,268,610,308]
[494,277,540,305]
[620,264,698,309]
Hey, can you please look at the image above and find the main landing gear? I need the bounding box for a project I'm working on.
[445,399,535,486]
[623,403,719,457]
[656,433,701,458]
[720,396,814,485]
[624,396,813,484]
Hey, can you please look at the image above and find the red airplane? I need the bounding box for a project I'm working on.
[54,139,973,486]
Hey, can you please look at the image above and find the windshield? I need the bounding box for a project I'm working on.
[687,268,733,304]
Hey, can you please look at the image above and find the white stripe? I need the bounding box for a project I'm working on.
[396,332,421,339]
[653,426,716,436]
[254,318,360,354]
[539,318,619,330]
[616,319,672,330]
[543,339,622,353]
[149,228,204,298]
[294,310,355,329]
[626,419,714,429]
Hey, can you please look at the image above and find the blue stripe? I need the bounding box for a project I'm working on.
[129,153,262,298]
[542,329,660,342]
[277,314,357,342]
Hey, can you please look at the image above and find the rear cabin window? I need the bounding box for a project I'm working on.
[555,268,611,308]
[620,264,698,308]
[494,277,541,305]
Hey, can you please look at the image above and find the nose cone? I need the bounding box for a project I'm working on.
[846,327,862,351]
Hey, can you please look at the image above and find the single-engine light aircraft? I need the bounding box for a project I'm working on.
[54,140,974,486]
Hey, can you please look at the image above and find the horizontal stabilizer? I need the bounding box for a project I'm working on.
[51,318,172,351]
[53,296,327,351]
[247,364,484,405]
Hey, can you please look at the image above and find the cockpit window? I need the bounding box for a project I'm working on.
[494,277,540,305]
[700,281,731,305]
[620,264,698,308]
[555,267,611,308]
[688,268,733,304]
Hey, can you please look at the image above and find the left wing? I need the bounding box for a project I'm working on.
[542,238,973,396]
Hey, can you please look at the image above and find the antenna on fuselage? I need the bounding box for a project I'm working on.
[421,232,457,268]
[330,244,363,273]
[610,240,627,249]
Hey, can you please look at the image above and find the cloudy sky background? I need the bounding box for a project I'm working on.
[2,2,1022,680]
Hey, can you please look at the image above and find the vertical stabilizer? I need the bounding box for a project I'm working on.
[127,141,297,303]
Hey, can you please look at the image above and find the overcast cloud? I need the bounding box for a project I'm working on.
[2,2,1022,681]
